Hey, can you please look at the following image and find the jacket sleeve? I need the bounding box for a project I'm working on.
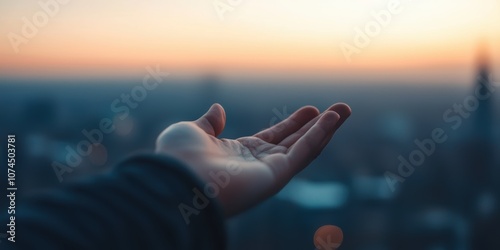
[5,154,226,250]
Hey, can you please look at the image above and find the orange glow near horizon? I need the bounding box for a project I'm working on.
[0,0,499,80]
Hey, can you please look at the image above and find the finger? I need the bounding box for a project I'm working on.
[279,103,351,147]
[193,103,226,136]
[254,106,319,144]
[330,103,351,131]
[319,103,351,149]
[286,111,340,174]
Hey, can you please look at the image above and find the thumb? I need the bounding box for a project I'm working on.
[194,103,226,136]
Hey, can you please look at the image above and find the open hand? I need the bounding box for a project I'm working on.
[156,103,351,216]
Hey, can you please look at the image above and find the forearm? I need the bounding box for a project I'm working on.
[4,155,226,250]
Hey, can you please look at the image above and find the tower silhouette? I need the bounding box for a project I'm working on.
[469,42,498,249]
[474,42,493,137]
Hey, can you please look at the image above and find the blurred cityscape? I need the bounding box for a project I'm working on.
[0,53,499,250]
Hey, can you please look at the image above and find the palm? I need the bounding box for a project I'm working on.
[235,136,287,161]
[156,103,351,216]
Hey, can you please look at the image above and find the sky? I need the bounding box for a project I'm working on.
[0,0,499,81]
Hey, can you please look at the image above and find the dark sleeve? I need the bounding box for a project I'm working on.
[5,154,226,250]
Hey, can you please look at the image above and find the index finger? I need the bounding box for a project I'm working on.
[254,106,319,144]
[286,111,340,174]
